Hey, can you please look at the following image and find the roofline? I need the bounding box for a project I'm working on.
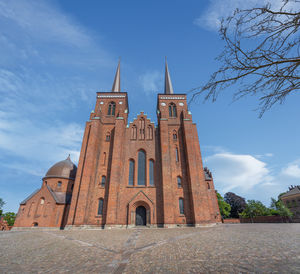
[42,175,76,180]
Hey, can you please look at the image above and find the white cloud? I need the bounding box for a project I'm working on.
[195,0,298,31]
[281,160,300,178]
[139,71,162,94]
[206,152,273,192]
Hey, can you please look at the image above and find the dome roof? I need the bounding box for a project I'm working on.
[44,155,77,180]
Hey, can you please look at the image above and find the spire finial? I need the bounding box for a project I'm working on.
[111,59,120,92]
[67,154,71,160]
[164,58,174,94]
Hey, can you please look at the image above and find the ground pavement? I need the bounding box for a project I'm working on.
[0,224,299,273]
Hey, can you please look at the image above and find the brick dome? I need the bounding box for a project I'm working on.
[44,155,77,180]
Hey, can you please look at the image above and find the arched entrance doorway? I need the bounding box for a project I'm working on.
[135,206,146,226]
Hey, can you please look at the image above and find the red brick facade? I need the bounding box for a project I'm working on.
[66,91,221,228]
[14,65,221,229]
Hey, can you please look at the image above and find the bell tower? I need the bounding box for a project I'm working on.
[67,61,129,227]
[157,60,219,226]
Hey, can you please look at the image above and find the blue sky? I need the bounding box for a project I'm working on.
[1,0,299,212]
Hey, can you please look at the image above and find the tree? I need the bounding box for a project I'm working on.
[2,212,16,227]
[191,0,300,117]
[240,200,271,218]
[224,192,246,218]
[0,198,5,216]
[216,192,231,219]
[270,197,293,217]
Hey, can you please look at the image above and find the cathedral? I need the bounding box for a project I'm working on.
[14,62,221,229]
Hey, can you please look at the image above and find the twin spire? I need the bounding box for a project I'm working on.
[111,59,174,94]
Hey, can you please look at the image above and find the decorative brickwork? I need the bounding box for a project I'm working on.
[14,63,221,229]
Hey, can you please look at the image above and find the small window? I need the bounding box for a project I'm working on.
[207,182,210,189]
[179,198,184,215]
[40,198,45,205]
[98,199,104,215]
[177,177,182,188]
[101,176,106,187]
[57,181,62,188]
[129,160,135,186]
[173,132,177,140]
[175,147,179,162]
[108,102,116,115]
[106,132,111,141]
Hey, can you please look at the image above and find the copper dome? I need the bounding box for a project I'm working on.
[44,155,77,180]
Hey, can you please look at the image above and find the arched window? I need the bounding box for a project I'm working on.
[149,160,154,186]
[169,103,177,117]
[138,150,146,185]
[179,198,184,215]
[106,132,111,141]
[101,176,106,187]
[207,182,210,189]
[173,130,177,140]
[147,126,153,140]
[98,199,104,215]
[40,198,45,205]
[139,118,145,140]
[108,102,116,115]
[57,181,62,188]
[128,159,135,186]
[131,125,137,140]
[37,198,45,216]
[177,177,182,188]
[175,147,179,162]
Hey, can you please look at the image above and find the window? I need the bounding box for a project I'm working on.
[106,132,110,141]
[138,150,146,185]
[175,147,179,162]
[98,199,104,215]
[131,125,137,140]
[149,160,154,186]
[128,160,135,185]
[173,130,177,140]
[40,198,45,205]
[71,184,74,191]
[139,118,145,140]
[100,176,106,187]
[57,181,62,188]
[102,152,106,165]
[179,198,184,214]
[177,177,182,188]
[108,102,116,115]
[169,103,177,117]
[207,182,210,189]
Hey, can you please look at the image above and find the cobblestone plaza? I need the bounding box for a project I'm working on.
[1,224,300,273]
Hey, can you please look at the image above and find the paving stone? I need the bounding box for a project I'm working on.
[0,224,299,273]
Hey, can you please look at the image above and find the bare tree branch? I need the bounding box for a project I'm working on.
[191,0,300,117]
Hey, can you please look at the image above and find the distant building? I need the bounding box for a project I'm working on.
[281,185,300,220]
[14,61,221,229]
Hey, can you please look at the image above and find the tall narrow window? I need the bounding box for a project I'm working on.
[148,126,153,140]
[101,176,106,187]
[207,182,210,189]
[128,160,135,185]
[131,125,137,140]
[102,152,106,165]
[175,147,179,162]
[108,102,116,115]
[177,177,182,188]
[98,199,104,215]
[149,160,154,186]
[106,132,110,141]
[138,150,146,185]
[179,198,184,214]
[139,118,145,140]
[169,103,177,117]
